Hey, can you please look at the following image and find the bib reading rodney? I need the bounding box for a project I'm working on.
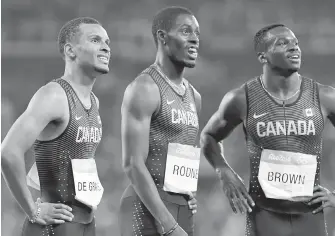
[244,76,324,213]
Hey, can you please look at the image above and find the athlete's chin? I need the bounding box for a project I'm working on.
[94,66,109,74]
[287,66,300,73]
[183,60,197,68]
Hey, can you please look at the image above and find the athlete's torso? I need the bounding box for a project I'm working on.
[244,76,324,213]
[33,78,102,221]
[124,65,199,205]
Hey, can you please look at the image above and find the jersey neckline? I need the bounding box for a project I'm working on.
[257,76,305,107]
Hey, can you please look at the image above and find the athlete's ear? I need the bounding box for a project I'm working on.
[64,43,76,59]
[257,52,267,64]
[157,30,168,46]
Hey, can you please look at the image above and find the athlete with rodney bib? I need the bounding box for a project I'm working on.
[120,6,200,236]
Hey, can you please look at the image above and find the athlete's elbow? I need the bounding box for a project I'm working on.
[122,156,144,180]
[1,146,19,170]
[200,130,211,149]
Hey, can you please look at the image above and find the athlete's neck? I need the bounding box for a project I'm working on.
[262,68,301,98]
[63,64,96,98]
[155,52,184,84]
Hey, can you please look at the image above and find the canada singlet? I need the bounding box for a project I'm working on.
[244,76,324,213]
[123,65,199,205]
[33,78,102,222]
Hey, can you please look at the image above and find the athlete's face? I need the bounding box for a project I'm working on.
[72,24,111,74]
[262,27,301,72]
[165,14,200,68]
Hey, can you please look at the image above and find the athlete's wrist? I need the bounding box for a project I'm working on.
[162,222,179,235]
[160,215,177,235]
[28,198,41,223]
[215,166,233,180]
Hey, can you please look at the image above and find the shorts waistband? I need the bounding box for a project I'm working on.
[122,185,189,205]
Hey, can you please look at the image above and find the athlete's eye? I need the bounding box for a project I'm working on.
[91,38,99,43]
[182,28,190,35]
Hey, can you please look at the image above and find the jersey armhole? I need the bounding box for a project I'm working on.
[36,80,72,143]
[315,81,325,130]
[142,72,162,120]
[91,92,99,109]
[243,83,250,140]
[189,84,200,117]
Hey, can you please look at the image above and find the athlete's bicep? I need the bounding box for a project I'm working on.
[1,84,65,157]
[202,87,246,141]
[121,75,159,166]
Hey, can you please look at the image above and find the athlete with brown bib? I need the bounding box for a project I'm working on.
[201,24,335,236]
[1,17,110,236]
[120,6,200,236]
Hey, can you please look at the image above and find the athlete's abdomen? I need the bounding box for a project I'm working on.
[34,140,96,203]
[144,67,199,191]
[245,77,324,213]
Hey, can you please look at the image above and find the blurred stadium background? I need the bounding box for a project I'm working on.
[2,0,335,235]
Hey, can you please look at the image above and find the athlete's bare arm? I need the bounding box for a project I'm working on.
[121,74,177,232]
[200,86,246,169]
[1,82,73,224]
[309,84,335,213]
[200,86,255,213]
[318,84,335,127]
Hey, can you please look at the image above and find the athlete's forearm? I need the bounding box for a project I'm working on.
[1,151,36,218]
[200,132,231,172]
[124,160,176,231]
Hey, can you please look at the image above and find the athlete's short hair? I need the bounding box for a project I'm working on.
[152,6,194,47]
[58,17,101,56]
[254,24,286,53]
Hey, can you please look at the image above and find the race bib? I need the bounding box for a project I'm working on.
[27,162,40,191]
[258,149,317,201]
[163,143,200,194]
[71,159,104,209]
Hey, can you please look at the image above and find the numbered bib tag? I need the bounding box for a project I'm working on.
[258,149,317,201]
[163,143,200,194]
[27,162,40,191]
[71,159,104,209]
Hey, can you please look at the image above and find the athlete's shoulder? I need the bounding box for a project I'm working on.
[125,72,159,96]
[316,82,335,111]
[122,72,160,113]
[35,81,67,105]
[218,84,247,119]
[225,84,247,104]
[25,81,68,120]
[316,82,335,95]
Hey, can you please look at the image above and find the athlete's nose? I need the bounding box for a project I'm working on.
[188,32,199,46]
[101,43,110,54]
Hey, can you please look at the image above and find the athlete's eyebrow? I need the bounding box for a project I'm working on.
[88,34,110,45]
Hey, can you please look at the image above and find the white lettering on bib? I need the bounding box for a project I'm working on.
[163,143,200,194]
[71,159,104,209]
[258,149,317,201]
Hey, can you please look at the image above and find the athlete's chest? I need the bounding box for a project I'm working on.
[70,103,102,144]
[248,101,322,138]
[160,90,198,129]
